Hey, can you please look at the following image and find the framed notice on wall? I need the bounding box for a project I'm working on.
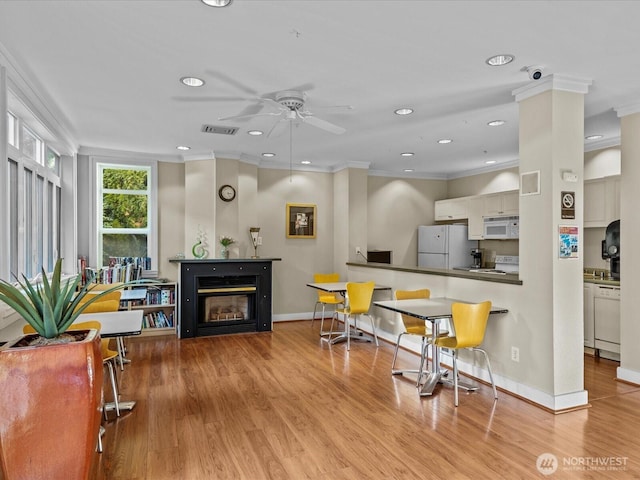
[559,225,579,258]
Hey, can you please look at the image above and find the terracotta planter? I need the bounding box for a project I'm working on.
[0,329,103,480]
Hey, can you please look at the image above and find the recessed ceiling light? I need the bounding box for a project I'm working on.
[248,130,263,136]
[300,160,311,165]
[180,76,205,87]
[485,54,515,66]
[262,152,275,157]
[176,145,191,151]
[201,0,233,6]
[485,160,497,165]
[585,134,603,140]
[394,108,414,115]
[403,169,414,172]
[487,120,506,127]
[437,139,453,144]
[400,152,414,157]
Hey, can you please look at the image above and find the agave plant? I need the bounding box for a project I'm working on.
[0,258,126,340]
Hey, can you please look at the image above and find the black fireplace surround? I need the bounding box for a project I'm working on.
[175,259,280,338]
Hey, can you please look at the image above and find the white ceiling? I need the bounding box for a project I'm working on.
[0,0,636,178]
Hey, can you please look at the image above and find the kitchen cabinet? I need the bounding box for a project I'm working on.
[467,196,484,240]
[584,176,620,228]
[483,190,519,217]
[434,197,468,221]
[583,283,594,348]
[594,284,620,359]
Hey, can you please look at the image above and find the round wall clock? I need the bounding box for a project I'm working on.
[218,184,236,202]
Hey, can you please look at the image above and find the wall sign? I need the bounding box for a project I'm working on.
[561,191,575,219]
[559,225,579,258]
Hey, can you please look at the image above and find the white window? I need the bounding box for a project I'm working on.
[7,111,17,148]
[96,162,156,271]
[5,137,61,280]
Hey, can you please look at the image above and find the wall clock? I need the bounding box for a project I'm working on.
[218,184,236,202]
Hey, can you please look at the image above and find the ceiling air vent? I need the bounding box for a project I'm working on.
[201,124,239,135]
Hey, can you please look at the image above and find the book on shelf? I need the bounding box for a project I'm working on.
[81,257,151,285]
[143,310,174,329]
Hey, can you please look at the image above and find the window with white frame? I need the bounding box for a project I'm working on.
[6,112,60,280]
[96,163,154,269]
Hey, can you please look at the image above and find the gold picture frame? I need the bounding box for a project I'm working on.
[286,203,316,239]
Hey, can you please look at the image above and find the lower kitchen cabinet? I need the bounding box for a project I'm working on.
[583,283,594,348]
[593,284,620,360]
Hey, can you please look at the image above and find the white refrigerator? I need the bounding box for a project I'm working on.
[418,225,476,269]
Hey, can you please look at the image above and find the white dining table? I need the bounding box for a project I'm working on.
[306,281,391,345]
[374,297,507,396]
[75,309,143,413]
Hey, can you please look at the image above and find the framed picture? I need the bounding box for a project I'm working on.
[286,203,316,239]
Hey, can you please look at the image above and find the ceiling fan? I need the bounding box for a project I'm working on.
[218,89,351,136]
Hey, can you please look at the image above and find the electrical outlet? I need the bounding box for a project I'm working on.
[355,246,361,255]
[511,346,520,363]
[257,236,262,246]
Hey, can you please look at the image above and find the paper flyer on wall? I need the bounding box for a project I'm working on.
[559,226,579,258]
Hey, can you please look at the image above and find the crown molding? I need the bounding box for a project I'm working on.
[512,74,592,103]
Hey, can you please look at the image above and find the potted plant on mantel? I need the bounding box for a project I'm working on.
[0,258,127,480]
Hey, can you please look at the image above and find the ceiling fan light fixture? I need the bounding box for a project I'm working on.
[394,107,413,115]
[180,76,205,87]
[437,138,453,144]
[487,120,506,127]
[585,134,603,140]
[485,54,515,66]
[248,130,263,136]
[262,152,275,157]
[201,0,233,7]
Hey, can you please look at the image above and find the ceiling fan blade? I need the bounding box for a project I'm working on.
[218,112,282,122]
[306,104,354,111]
[204,70,259,96]
[172,96,251,102]
[301,115,346,135]
[260,98,288,112]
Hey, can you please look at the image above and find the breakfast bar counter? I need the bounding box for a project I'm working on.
[346,262,522,285]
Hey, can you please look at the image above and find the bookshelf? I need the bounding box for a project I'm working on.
[120,282,177,336]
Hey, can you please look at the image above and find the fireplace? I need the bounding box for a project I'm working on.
[176,259,279,338]
[196,276,256,335]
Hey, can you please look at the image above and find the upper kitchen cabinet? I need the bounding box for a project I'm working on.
[434,197,468,221]
[483,190,519,217]
[467,196,484,240]
[584,176,620,228]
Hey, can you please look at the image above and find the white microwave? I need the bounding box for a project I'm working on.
[483,216,519,239]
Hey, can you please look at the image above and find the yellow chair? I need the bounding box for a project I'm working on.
[391,289,448,386]
[311,273,344,334]
[77,291,123,418]
[331,281,378,350]
[434,301,497,406]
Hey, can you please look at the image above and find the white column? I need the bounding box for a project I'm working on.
[614,105,640,384]
[0,65,8,280]
[513,75,591,409]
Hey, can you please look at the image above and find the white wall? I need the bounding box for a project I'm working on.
[367,175,446,266]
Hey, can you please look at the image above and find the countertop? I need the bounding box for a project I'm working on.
[346,262,522,285]
[583,274,620,287]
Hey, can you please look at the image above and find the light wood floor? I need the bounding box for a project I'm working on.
[92,321,640,479]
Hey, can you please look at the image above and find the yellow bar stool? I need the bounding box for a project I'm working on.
[434,301,497,407]
[391,289,449,387]
[331,281,378,350]
[311,273,344,335]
